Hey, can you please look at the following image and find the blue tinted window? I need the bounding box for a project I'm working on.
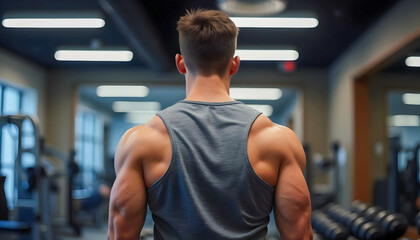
[0,85,37,209]
[3,87,20,115]
[74,110,104,189]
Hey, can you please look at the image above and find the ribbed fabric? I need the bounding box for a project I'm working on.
[147,100,274,240]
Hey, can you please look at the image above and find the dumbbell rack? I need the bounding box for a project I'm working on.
[312,200,410,240]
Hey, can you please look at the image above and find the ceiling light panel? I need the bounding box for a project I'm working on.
[230,88,282,100]
[55,50,133,62]
[230,17,318,28]
[235,50,298,61]
[112,101,161,113]
[2,11,105,29]
[96,85,149,98]
[387,115,420,127]
[405,56,420,67]
[403,93,420,105]
[2,18,105,28]
[219,0,286,15]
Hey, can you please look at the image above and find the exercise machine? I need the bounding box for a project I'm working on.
[305,141,346,209]
[388,138,420,224]
[0,114,52,240]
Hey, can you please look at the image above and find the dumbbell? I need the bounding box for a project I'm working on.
[327,205,351,224]
[313,229,325,240]
[325,204,385,240]
[311,211,349,240]
[350,200,408,238]
[312,212,334,238]
[350,200,370,215]
[343,213,384,240]
[373,210,408,238]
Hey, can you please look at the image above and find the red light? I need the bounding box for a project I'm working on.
[283,61,295,72]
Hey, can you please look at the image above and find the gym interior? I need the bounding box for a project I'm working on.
[0,0,419,239]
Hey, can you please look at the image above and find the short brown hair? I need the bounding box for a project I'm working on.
[177,9,239,76]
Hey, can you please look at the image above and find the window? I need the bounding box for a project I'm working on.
[0,83,37,208]
[74,110,104,190]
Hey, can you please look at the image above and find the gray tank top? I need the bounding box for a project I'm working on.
[147,100,274,240]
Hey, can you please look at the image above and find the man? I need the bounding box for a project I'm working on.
[108,9,312,240]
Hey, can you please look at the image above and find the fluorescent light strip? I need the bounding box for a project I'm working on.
[220,1,286,15]
[235,50,298,61]
[247,105,273,117]
[403,93,420,105]
[230,88,282,100]
[2,18,105,28]
[97,85,149,98]
[387,115,420,127]
[405,56,420,67]
[112,101,161,112]
[55,50,133,62]
[125,112,157,124]
[230,17,318,28]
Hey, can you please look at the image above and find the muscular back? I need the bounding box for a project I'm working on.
[140,113,303,188]
[109,113,312,240]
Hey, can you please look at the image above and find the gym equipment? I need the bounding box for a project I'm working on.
[0,176,32,239]
[313,229,325,240]
[67,150,82,236]
[350,200,408,238]
[0,175,8,220]
[416,212,420,234]
[305,142,345,209]
[311,211,349,240]
[388,139,420,224]
[0,114,53,240]
[40,142,81,236]
[325,204,386,240]
[0,114,108,238]
[43,142,108,235]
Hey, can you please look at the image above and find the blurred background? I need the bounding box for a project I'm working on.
[0,0,419,239]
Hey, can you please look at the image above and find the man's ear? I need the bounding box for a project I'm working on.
[229,56,240,76]
[175,54,186,74]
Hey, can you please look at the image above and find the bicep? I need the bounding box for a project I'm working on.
[108,166,147,240]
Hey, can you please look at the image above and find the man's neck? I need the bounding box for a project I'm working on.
[184,73,235,102]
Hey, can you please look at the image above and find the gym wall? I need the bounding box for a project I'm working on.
[369,73,420,180]
[328,0,420,205]
[0,48,48,134]
[47,67,330,158]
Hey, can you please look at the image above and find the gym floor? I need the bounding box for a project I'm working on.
[61,226,108,240]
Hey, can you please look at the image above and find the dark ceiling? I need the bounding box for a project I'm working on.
[384,38,420,73]
[0,0,400,72]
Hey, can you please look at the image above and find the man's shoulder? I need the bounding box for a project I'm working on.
[115,116,169,168]
[122,116,168,147]
[251,115,303,161]
[251,115,297,142]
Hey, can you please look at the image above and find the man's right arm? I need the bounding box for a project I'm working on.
[272,126,313,240]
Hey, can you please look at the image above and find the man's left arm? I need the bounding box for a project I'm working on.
[108,128,147,240]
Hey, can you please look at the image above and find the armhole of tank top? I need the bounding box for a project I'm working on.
[244,113,275,192]
[147,113,176,192]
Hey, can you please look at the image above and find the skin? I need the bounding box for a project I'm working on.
[107,54,313,240]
